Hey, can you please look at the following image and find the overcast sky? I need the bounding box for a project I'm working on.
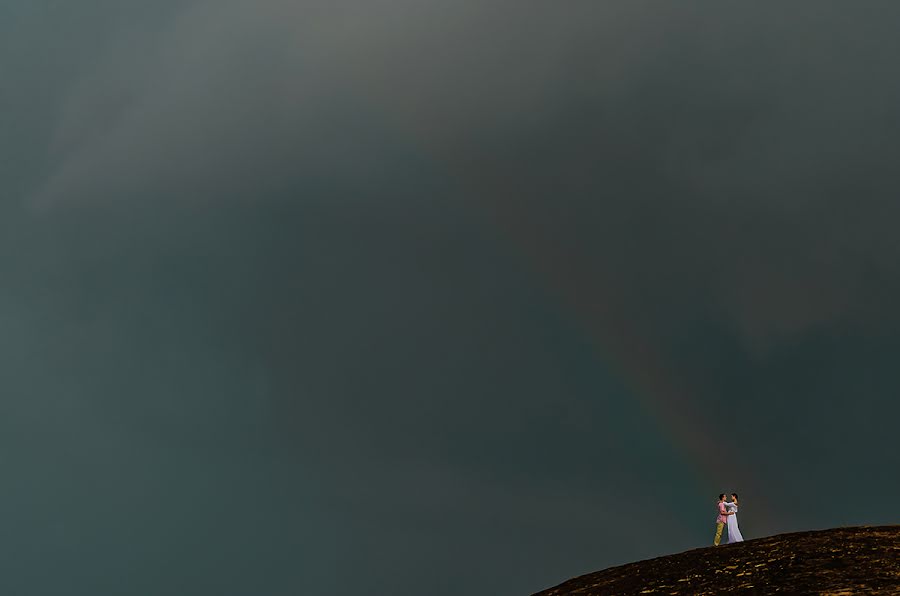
[3,2,899,595]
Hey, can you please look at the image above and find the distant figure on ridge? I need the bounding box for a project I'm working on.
[714,493,731,546]
[725,493,744,543]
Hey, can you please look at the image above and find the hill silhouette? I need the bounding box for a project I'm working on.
[533,525,899,595]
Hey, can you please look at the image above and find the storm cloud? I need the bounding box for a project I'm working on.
[3,2,899,595]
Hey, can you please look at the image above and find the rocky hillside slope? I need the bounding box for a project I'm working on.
[533,525,899,595]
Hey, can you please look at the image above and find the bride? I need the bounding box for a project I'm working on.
[725,493,744,543]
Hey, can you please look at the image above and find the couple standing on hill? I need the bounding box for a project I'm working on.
[713,493,743,545]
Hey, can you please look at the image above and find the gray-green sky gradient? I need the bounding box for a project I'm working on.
[2,2,899,594]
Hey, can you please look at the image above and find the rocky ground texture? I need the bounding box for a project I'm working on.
[533,525,899,595]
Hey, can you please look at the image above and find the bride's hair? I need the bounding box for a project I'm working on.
[731,493,739,500]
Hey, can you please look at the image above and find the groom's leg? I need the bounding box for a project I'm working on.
[713,523,725,546]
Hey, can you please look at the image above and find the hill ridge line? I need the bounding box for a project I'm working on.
[533,525,900,595]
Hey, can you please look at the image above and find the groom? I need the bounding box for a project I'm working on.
[713,493,733,546]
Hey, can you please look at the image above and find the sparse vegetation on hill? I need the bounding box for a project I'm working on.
[533,525,899,595]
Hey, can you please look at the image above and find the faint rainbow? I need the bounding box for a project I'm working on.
[467,181,781,529]
[367,112,781,530]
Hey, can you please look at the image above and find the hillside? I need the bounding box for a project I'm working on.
[533,525,899,595]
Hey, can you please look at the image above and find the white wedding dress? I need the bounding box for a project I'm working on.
[725,502,743,543]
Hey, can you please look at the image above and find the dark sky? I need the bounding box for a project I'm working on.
[3,2,899,595]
